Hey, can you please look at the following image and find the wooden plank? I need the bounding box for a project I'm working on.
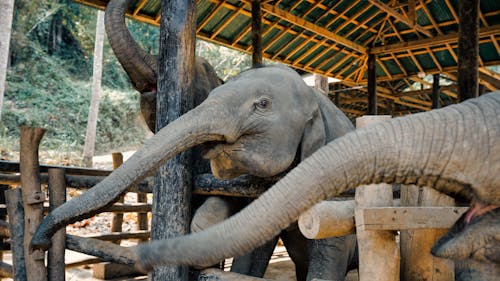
[356,206,468,230]
[368,0,431,37]
[260,3,366,53]
[371,25,500,54]
[47,168,67,281]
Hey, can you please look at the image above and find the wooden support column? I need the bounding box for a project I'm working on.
[251,0,263,67]
[314,74,329,95]
[432,74,440,109]
[367,53,377,115]
[5,188,27,281]
[458,0,479,101]
[400,186,454,281]
[355,116,399,281]
[152,0,196,280]
[110,153,124,242]
[20,127,47,281]
[47,168,66,281]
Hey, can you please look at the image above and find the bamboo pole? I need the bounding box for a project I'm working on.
[5,188,27,281]
[47,168,67,281]
[20,126,47,281]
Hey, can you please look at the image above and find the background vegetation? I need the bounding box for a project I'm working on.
[1,0,251,164]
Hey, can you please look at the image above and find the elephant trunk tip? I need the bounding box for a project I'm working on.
[30,219,54,251]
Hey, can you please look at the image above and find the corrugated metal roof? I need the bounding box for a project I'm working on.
[73,0,500,116]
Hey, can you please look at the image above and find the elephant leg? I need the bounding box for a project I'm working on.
[306,235,358,281]
[280,223,309,281]
[230,236,278,277]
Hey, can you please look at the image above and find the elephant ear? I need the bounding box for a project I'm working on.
[300,97,326,160]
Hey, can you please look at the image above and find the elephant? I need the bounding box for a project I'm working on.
[116,91,498,280]
[32,65,360,280]
[34,91,499,279]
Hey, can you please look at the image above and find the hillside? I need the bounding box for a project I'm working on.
[1,0,251,165]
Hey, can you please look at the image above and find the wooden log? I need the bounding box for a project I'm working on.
[193,174,275,197]
[20,126,47,281]
[47,168,66,281]
[458,0,479,101]
[65,234,135,265]
[367,53,377,115]
[251,0,262,67]
[5,188,27,281]
[84,230,150,242]
[110,153,124,244]
[0,160,111,176]
[432,74,440,109]
[93,262,142,279]
[299,200,355,239]
[354,116,399,281]
[199,268,270,281]
[400,185,455,281]
[152,0,197,279]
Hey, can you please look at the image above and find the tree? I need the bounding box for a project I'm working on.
[82,10,105,167]
[0,0,15,121]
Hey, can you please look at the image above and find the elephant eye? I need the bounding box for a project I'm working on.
[254,97,272,111]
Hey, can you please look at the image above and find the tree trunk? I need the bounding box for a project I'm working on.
[83,10,105,167]
[0,0,15,121]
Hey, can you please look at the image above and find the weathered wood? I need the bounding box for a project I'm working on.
[136,192,148,242]
[47,168,67,281]
[110,153,124,244]
[251,0,263,67]
[299,200,355,239]
[432,74,440,109]
[0,160,112,176]
[20,126,47,281]
[367,53,377,115]
[194,174,274,197]
[400,185,455,281]
[153,0,197,279]
[314,74,329,95]
[93,262,142,279]
[458,0,479,101]
[199,268,270,281]
[65,234,135,265]
[84,230,150,241]
[5,188,27,281]
[354,116,399,281]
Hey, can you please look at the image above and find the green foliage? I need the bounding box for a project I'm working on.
[1,0,251,163]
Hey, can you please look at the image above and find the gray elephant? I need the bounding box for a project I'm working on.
[32,65,359,280]
[105,0,359,279]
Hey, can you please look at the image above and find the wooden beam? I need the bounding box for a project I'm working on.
[368,0,431,37]
[371,25,500,54]
[251,0,262,66]
[260,3,366,53]
[394,85,455,98]
[478,68,500,90]
[458,0,479,101]
[367,53,377,115]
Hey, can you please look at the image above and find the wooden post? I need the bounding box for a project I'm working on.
[314,74,329,95]
[5,188,27,281]
[0,0,15,120]
[354,116,398,281]
[251,0,262,67]
[367,53,377,115]
[400,186,454,281]
[152,0,196,279]
[20,126,47,281]
[137,191,148,242]
[432,74,440,109]
[110,153,124,242]
[47,168,66,281]
[458,0,479,101]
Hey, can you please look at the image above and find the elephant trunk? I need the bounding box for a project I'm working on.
[31,102,232,251]
[135,92,499,270]
[105,0,157,92]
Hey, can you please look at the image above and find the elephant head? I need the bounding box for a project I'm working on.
[105,0,222,132]
[119,91,497,271]
[31,65,353,250]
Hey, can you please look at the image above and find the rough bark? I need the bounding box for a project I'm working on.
[47,168,67,281]
[83,10,105,167]
[0,0,14,121]
[20,127,47,281]
[458,0,479,101]
[5,188,27,281]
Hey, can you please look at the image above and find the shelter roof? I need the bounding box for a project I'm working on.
[74,0,500,116]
